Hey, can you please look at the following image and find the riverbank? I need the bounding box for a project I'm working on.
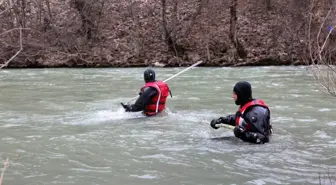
[4,56,304,68]
[0,0,330,68]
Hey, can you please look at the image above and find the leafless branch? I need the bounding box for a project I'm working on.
[0,28,23,69]
[0,27,31,37]
[0,0,11,16]
[308,0,314,63]
[184,0,206,37]
[316,8,332,51]
[308,1,336,97]
[0,158,9,185]
[319,25,336,59]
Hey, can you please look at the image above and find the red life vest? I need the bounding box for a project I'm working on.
[141,81,169,116]
[235,99,269,129]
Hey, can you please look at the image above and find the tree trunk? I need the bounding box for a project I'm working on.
[160,0,184,56]
[73,0,95,40]
[229,0,247,59]
[266,0,271,10]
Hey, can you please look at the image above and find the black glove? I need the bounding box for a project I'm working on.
[212,117,228,124]
[120,103,131,112]
[210,117,229,129]
[210,119,220,129]
[233,126,245,138]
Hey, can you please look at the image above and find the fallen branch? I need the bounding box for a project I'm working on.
[0,28,23,69]
[0,158,9,185]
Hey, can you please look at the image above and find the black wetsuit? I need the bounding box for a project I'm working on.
[210,81,272,144]
[218,104,272,144]
[128,87,157,112]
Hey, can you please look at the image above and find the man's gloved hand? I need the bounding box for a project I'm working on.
[210,117,227,129]
[120,103,132,112]
[210,119,220,129]
[211,117,228,124]
[233,126,246,138]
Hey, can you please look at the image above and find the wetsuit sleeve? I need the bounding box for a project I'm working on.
[218,114,236,126]
[226,114,236,126]
[129,87,157,112]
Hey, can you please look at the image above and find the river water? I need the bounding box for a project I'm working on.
[0,66,335,185]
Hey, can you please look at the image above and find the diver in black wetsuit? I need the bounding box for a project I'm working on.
[121,69,171,116]
[210,81,272,144]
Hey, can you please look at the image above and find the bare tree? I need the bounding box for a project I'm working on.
[2,0,333,68]
[318,170,336,185]
[129,1,143,58]
[266,0,271,10]
[308,0,336,97]
[0,28,23,68]
[229,0,247,59]
[70,0,104,40]
[160,0,182,56]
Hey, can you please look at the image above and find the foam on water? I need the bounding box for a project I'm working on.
[92,108,146,121]
[130,174,157,179]
[57,100,148,125]
[313,130,332,139]
[327,121,336,126]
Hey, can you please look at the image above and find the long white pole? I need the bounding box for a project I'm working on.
[162,60,203,83]
[215,123,235,130]
[125,60,203,104]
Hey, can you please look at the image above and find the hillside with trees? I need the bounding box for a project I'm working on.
[0,0,335,68]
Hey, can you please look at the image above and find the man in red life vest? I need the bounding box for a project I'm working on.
[210,81,272,144]
[121,69,171,116]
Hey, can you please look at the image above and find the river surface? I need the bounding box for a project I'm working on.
[0,66,335,185]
